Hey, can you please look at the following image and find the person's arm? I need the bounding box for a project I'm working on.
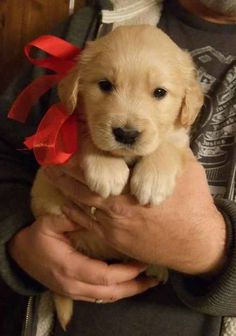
[171,197,236,315]
[0,5,100,294]
[0,66,44,295]
[45,156,236,315]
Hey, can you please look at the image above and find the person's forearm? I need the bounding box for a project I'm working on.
[171,198,236,316]
[0,178,45,295]
[188,203,227,277]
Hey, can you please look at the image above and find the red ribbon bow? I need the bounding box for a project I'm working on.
[8,35,81,165]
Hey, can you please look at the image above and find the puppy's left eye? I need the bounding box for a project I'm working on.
[98,80,114,93]
[153,88,167,99]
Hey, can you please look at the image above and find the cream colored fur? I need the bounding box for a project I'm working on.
[31,25,203,329]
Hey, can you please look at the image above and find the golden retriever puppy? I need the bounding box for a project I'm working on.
[31,25,203,329]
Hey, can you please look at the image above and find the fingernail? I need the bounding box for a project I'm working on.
[129,262,148,272]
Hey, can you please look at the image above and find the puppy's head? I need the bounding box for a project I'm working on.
[58,25,203,157]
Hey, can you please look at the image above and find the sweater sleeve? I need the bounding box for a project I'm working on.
[170,198,236,316]
[0,6,100,295]
[0,68,45,295]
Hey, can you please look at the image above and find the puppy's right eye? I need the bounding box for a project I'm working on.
[153,87,167,99]
[98,80,114,92]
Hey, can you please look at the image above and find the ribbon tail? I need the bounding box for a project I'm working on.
[24,103,78,165]
[8,74,63,122]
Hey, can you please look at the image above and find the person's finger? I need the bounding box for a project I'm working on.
[45,163,86,184]
[67,202,96,218]
[61,276,159,301]
[37,215,83,236]
[61,164,86,184]
[44,167,105,209]
[63,250,147,286]
[62,203,120,234]
[62,204,102,233]
[70,296,113,304]
[62,295,107,304]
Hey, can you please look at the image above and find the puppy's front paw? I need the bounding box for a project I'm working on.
[82,156,129,198]
[130,160,179,205]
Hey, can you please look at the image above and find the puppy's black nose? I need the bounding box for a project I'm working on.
[112,127,140,145]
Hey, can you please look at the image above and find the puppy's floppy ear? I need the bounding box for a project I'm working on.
[179,56,204,128]
[57,41,98,115]
[58,67,80,114]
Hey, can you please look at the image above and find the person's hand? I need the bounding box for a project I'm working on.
[45,154,227,276]
[8,215,159,302]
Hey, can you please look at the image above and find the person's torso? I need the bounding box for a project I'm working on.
[158,0,236,200]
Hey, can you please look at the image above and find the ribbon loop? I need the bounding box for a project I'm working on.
[24,35,81,73]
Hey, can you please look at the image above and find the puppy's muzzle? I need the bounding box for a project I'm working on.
[112,127,140,145]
